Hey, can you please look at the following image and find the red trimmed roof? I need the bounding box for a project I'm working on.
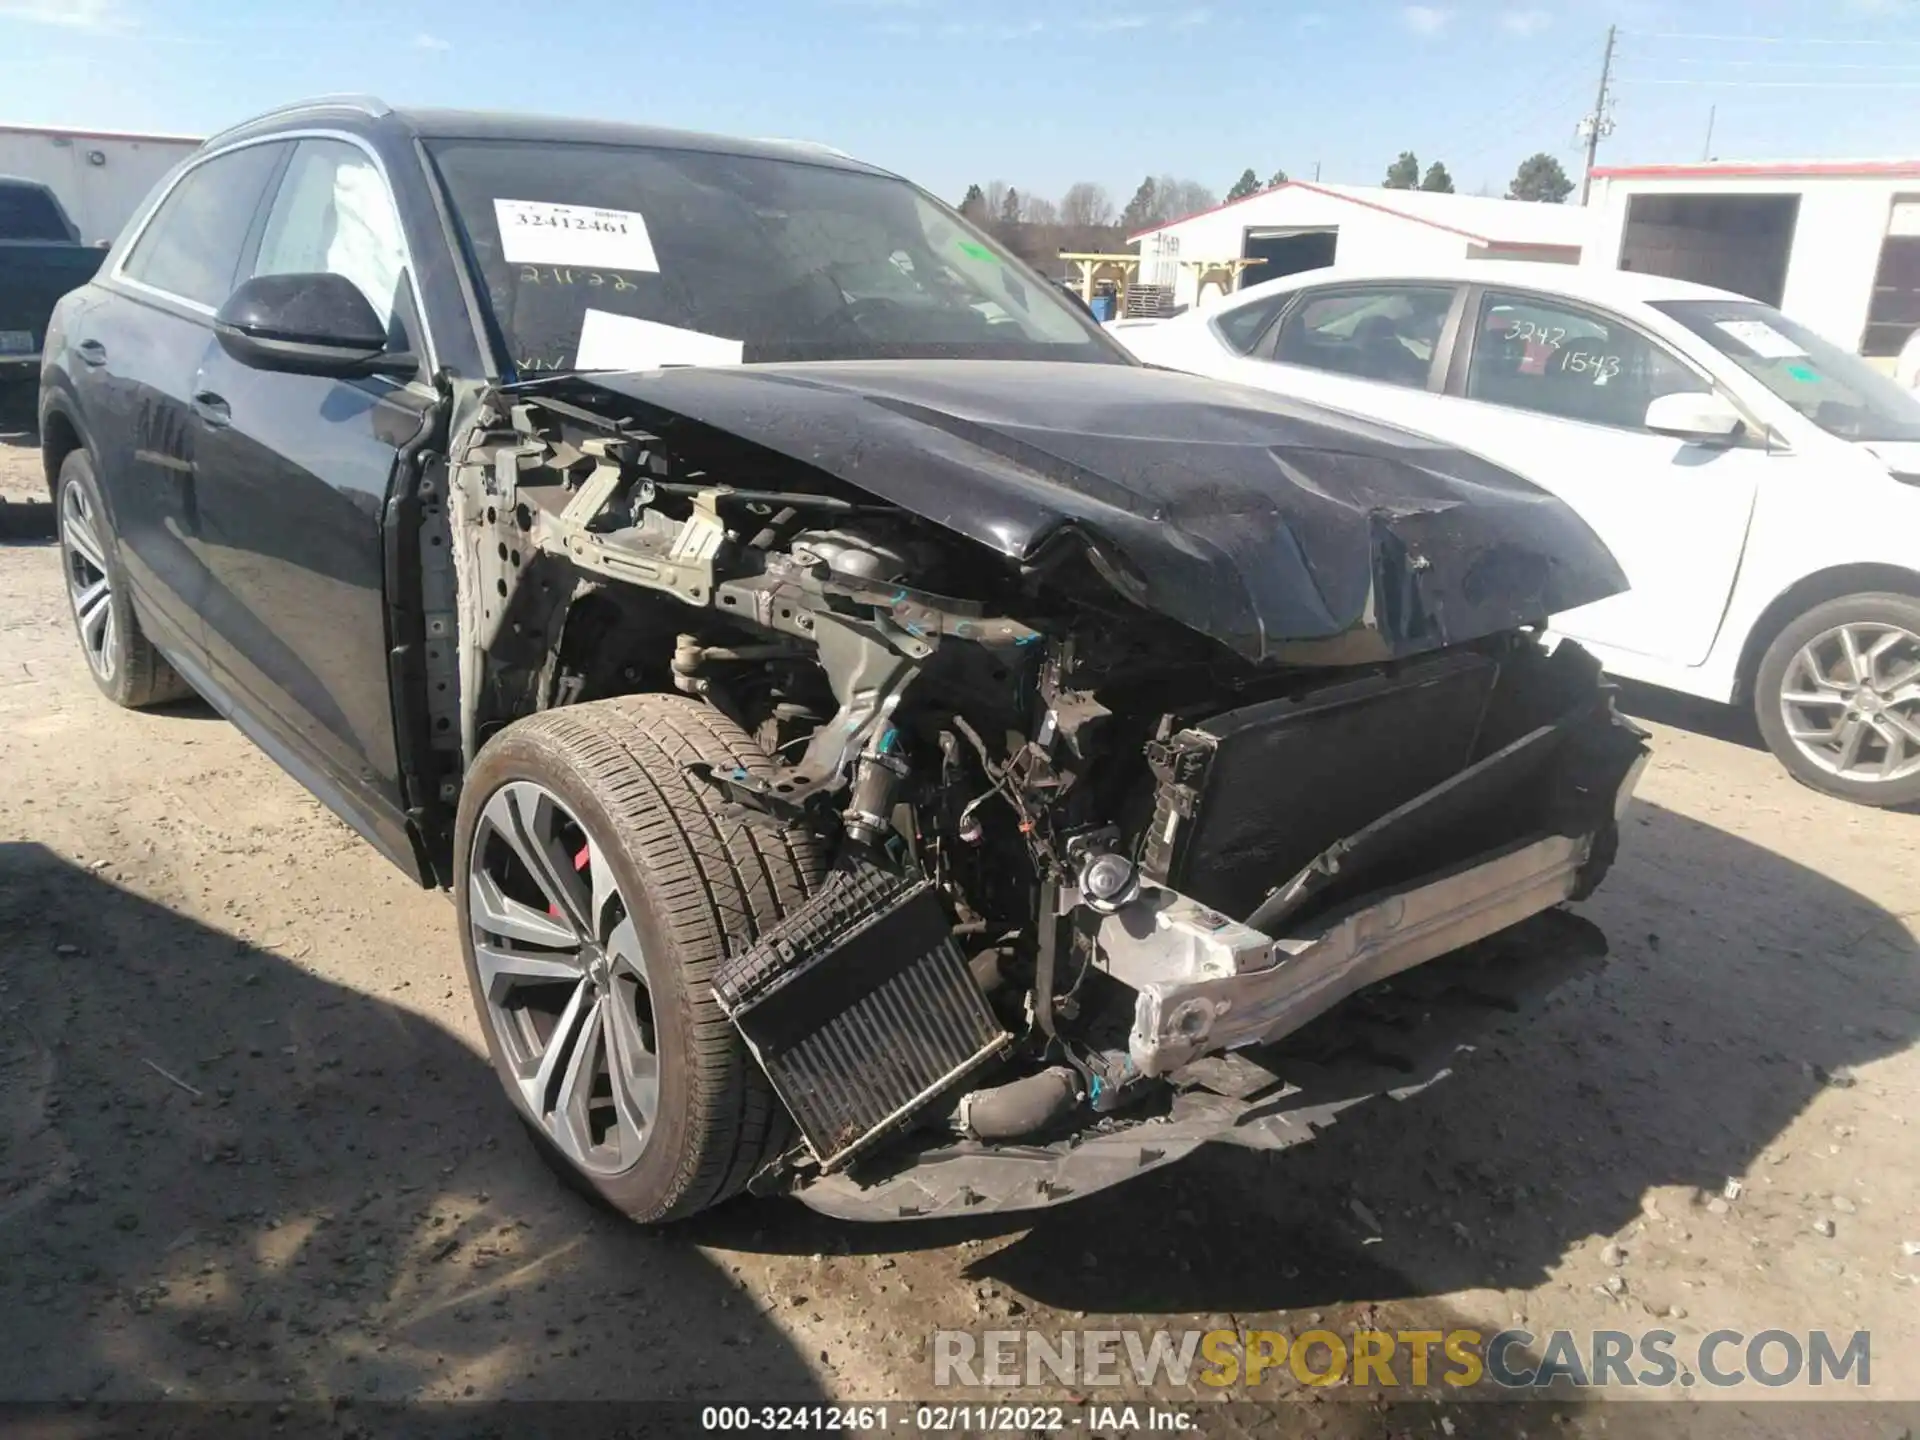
[1126,180,1574,248]
[1127,182,1290,242]
[1591,160,1920,182]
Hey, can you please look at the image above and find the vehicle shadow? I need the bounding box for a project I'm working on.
[0,842,826,1403]
[0,419,53,543]
[699,796,1916,1329]
[1611,678,1764,754]
[0,499,52,543]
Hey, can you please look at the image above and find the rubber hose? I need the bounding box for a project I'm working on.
[959,1066,1081,1141]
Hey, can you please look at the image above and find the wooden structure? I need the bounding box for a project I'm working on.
[1058,252,1141,306]
[1183,256,1265,306]
[1059,251,1265,314]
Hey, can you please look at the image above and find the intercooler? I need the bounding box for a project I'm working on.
[712,865,1011,1172]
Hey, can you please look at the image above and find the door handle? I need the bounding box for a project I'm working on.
[76,339,108,367]
[191,390,231,428]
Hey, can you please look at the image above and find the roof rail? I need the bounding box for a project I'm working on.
[754,137,854,160]
[204,94,391,144]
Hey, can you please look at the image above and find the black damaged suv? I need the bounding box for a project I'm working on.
[40,97,1647,1223]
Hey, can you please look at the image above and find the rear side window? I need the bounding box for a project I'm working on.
[1466,291,1709,431]
[0,182,74,242]
[1213,294,1289,354]
[1271,285,1455,388]
[120,143,287,308]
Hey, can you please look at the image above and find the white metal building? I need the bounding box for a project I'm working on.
[1585,160,1920,367]
[0,122,201,244]
[1127,181,1589,312]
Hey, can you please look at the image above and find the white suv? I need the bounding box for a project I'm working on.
[1115,261,1920,807]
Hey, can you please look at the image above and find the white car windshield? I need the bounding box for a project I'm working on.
[1655,299,1920,443]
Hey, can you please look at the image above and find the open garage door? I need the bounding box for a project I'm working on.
[1241,227,1338,289]
[1619,193,1798,308]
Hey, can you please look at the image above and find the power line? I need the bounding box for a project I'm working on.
[1441,43,1603,183]
[1624,30,1920,46]
[1445,94,1591,189]
[1619,77,1920,88]
[1650,57,1920,71]
[1444,42,1596,148]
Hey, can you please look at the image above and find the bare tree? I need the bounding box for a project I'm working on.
[983,180,1012,219]
[1155,176,1219,223]
[1023,194,1059,226]
[1060,182,1115,228]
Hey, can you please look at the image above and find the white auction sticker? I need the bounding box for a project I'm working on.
[1714,319,1806,360]
[494,199,659,272]
[575,310,743,371]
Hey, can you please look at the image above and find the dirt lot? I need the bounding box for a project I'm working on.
[3,426,1918,1429]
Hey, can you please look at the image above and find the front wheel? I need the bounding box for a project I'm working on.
[1753,591,1920,808]
[452,694,821,1223]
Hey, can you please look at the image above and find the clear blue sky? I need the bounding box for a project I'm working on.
[4,0,1919,206]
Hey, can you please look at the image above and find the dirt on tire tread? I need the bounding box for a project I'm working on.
[496,694,823,1219]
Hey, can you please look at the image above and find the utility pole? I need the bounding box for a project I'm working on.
[1577,23,1617,205]
[1702,104,1716,161]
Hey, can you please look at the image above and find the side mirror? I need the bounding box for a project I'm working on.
[214,272,415,379]
[1645,391,1744,445]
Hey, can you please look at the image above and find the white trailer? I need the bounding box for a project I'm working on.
[1584,160,1920,370]
[0,122,201,245]
[1128,182,1588,312]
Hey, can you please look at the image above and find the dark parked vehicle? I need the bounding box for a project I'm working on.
[40,98,1648,1223]
[1,176,105,390]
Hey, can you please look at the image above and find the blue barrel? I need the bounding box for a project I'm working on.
[1090,293,1116,322]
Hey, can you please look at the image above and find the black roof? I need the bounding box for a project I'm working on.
[208,96,890,177]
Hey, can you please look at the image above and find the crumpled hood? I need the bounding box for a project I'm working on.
[536,359,1627,664]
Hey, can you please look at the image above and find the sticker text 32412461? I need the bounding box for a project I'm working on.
[493,199,660,274]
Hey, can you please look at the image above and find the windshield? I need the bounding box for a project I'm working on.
[1654,298,1920,443]
[426,139,1124,376]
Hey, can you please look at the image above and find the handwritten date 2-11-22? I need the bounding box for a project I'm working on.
[519,267,636,290]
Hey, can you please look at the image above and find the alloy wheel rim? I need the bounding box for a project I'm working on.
[1779,621,1920,784]
[467,780,659,1175]
[60,482,117,683]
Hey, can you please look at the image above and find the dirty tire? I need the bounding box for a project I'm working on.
[1753,591,1920,809]
[454,694,823,1223]
[55,449,194,709]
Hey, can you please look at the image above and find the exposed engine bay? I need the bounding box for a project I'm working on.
[442,367,1649,1219]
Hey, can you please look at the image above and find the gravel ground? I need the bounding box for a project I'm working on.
[3,426,1917,1430]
